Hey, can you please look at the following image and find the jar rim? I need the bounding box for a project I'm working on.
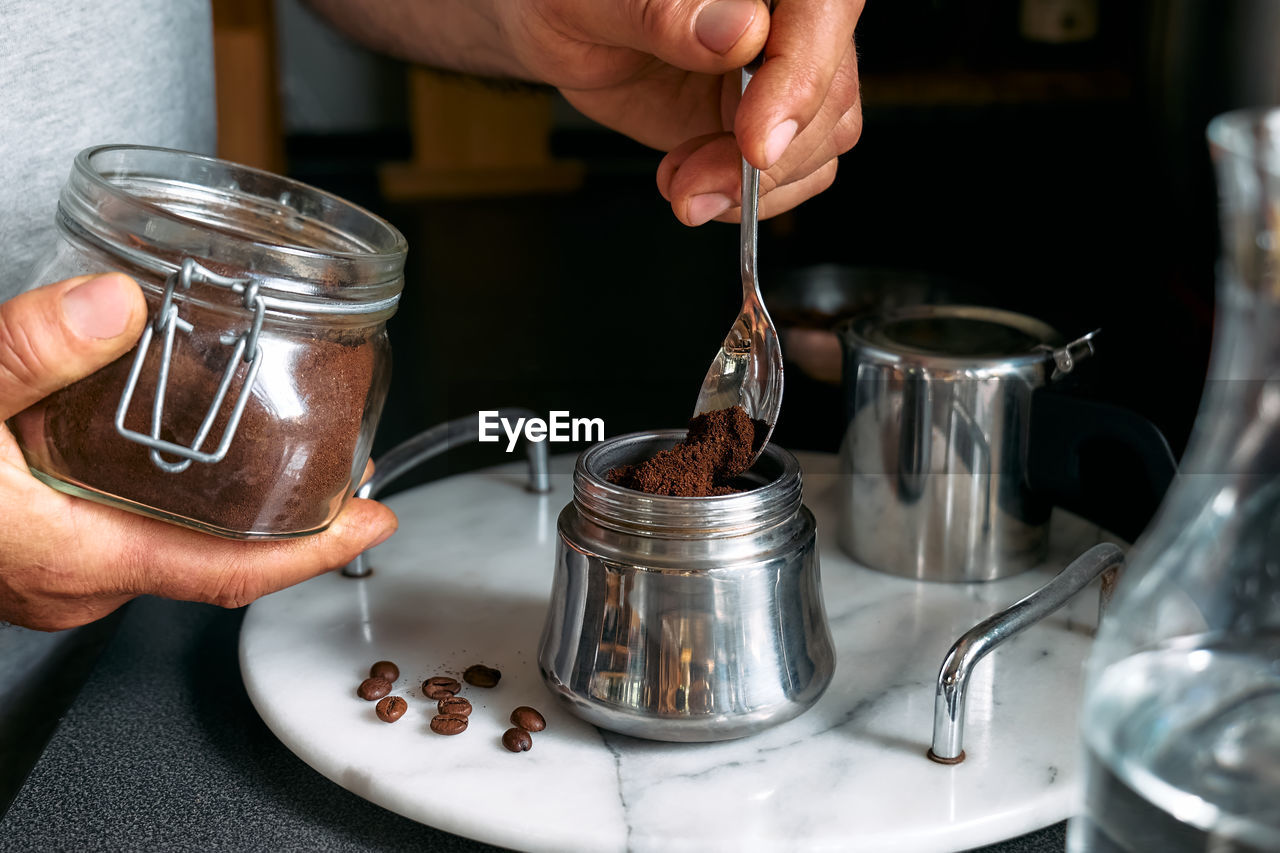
[573,430,803,536]
[59,145,407,307]
[76,144,408,264]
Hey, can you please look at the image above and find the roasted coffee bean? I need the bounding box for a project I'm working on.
[370,660,399,682]
[509,706,546,732]
[502,727,533,753]
[376,695,407,723]
[437,696,473,717]
[357,676,392,701]
[430,713,469,735]
[422,676,461,700]
[463,664,501,688]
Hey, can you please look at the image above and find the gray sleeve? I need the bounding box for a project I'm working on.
[0,0,216,302]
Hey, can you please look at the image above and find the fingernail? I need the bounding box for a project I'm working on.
[688,193,733,226]
[696,0,757,55]
[764,119,799,168]
[62,274,132,340]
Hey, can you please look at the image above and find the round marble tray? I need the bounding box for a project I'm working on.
[240,451,1120,853]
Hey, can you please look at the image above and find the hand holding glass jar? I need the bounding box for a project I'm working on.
[0,145,408,631]
[0,271,397,631]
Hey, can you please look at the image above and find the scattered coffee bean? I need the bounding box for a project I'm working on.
[370,660,399,682]
[502,727,533,753]
[376,695,407,723]
[357,677,392,701]
[509,706,546,732]
[438,696,473,717]
[463,664,502,688]
[430,713,469,735]
[422,676,462,700]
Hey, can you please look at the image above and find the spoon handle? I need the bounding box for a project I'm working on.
[740,66,761,306]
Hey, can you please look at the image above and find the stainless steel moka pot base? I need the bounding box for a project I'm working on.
[538,432,835,742]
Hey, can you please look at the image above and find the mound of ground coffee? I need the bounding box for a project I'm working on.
[606,406,759,497]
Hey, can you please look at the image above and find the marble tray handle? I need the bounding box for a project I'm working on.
[928,542,1126,764]
[342,408,552,577]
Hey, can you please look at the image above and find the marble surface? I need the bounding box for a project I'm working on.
[240,451,1122,853]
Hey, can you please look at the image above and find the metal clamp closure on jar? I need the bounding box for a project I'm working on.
[116,258,264,473]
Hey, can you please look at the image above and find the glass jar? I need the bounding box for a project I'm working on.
[538,431,835,741]
[8,145,406,539]
[1068,110,1280,850]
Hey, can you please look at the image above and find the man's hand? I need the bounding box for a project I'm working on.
[0,274,397,631]
[310,0,864,225]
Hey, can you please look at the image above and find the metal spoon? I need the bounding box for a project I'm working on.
[692,59,784,464]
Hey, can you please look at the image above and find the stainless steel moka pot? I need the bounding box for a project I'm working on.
[836,305,1098,582]
[538,431,834,741]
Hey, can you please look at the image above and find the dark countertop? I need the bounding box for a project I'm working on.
[0,596,1068,852]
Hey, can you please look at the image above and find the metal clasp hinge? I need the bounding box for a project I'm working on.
[114,258,265,474]
[1037,328,1101,380]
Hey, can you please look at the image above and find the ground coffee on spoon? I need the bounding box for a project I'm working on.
[606,406,760,497]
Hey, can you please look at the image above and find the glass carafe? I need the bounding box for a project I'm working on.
[1067,110,1280,851]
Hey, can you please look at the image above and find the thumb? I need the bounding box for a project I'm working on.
[583,0,769,71]
[0,274,147,419]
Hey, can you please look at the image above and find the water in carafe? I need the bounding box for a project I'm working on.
[1068,108,1280,853]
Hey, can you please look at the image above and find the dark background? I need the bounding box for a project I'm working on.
[275,0,1278,503]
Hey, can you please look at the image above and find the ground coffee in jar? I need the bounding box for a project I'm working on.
[8,145,406,538]
[38,309,379,534]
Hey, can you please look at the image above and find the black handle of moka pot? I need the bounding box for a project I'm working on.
[1026,389,1178,542]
